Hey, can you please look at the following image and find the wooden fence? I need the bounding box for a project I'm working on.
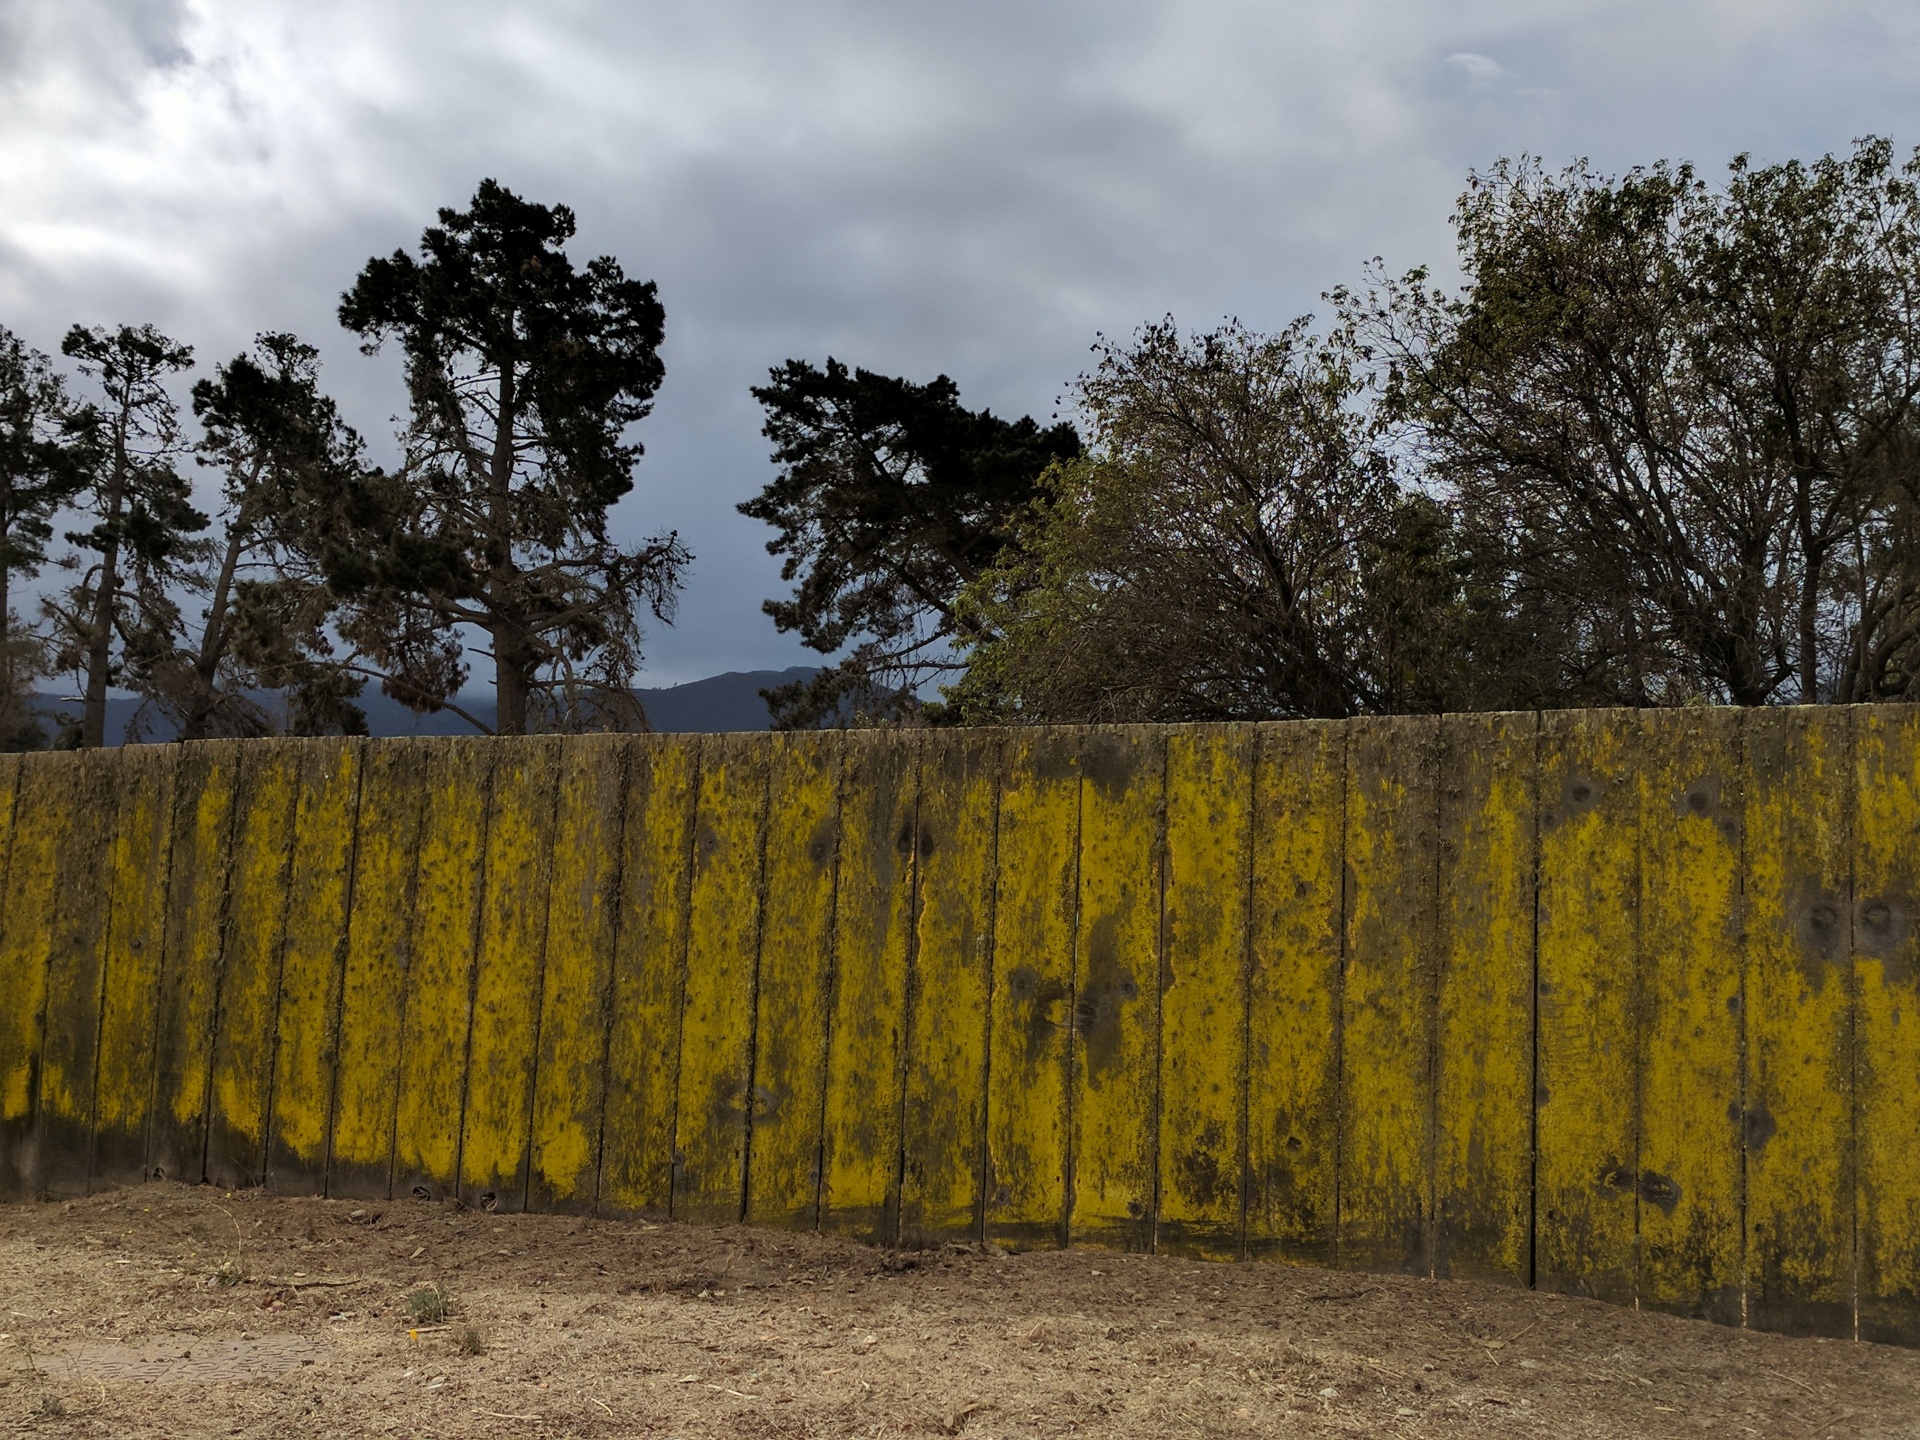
[0,708,1915,1344]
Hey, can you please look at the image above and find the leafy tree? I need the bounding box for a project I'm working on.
[742,358,1079,727]
[1348,138,1920,705]
[337,179,688,734]
[129,332,371,740]
[947,320,1487,723]
[47,324,206,747]
[0,326,85,746]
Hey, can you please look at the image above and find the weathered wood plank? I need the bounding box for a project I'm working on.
[205,742,302,1191]
[984,729,1079,1251]
[326,739,431,1201]
[745,731,841,1229]
[32,753,115,1198]
[1157,724,1253,1261]
[900,729,1000,1247]
[1339,716,1440,1273]
[674,733,770,1226]
[820,732,918,1243]
[1855,705,1920,1346]
[599,736,699,1218]
[1070,726,1163,1253]
[1433,712,1536,1284]
[89,745,177,1190]
[265,739,362,1196]
[147,742,241,1189]
[1636,709,1744,1324]
[459,738,562,1213]
[526,735,628,1215]
[1535,710,1640,1305]
[1742,707,1854,1337]
[1245,721,1344,1266]
[390,740,492,1204]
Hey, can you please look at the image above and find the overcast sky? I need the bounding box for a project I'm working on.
[4,1,1919,685]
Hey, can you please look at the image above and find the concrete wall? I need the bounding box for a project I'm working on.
[0,710,1913,1343]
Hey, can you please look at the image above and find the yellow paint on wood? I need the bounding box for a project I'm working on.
[526,735,628,1214]
[1535,710,1638,1304]
[1245,721,1344,1266]
[599,736,699,1217]
[265,740,362,1194]
[820,731,918,1243]
[675,733,770,1225]
[35,753,120,1196]
[91,745,179,1188]
[1339,716,1439,1273]
[391,740,492,1203]
[1432,712,1535,1284]
[1157,725,1253,1261]
[1854,705,1920,1346]
[1743,706,1853,1337]
[900,730,1000,1247]
[1070,726,1163,1253]
[327,740,430,1200]
[148,742,240,1187]
[461,737,562,1212]
[1636,709,1743,1324]
[984,728,1079,1250]
[746,730,842,1229]
[206,742,302,1189]
[0,755,59,1197]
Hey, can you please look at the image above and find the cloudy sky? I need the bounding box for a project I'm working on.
[4,1,1919,685]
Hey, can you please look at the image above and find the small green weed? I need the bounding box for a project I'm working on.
[407,1286,451,1324]
[456,1326,485,1356]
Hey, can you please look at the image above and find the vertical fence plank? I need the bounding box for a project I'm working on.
[1535,710,1639,1304]
[984,729,1079,1251]
[1070,726,1163,1253]
[460,738,562,1214]
[90,745,178,1190]
[206,741,302,1190]
[1433,712,1536,1284]
[327,739,430,1201]
[820,731,918,1243]
[746,731,842,1229]
[0,756,57,1200]
[391,740,492,1204]
[265,739,363,1196]
[900,730,1001,1247]
[526,735,628,1215]
[600,736,698,1218]
[1744,707,1854,1337]
[1339,716,1440,1273]
[1157,724,1253,1261]
[1245,721,1344,1266]
[148,742,240,1188]
[1855,705,1920,1346]
[674,733,770,1226]
[1637,709,1744,1324]
[34,753,118,1197]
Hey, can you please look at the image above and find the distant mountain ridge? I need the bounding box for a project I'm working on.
[32,666,820,745]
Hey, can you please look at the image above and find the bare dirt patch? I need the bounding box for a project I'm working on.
[0,1184,1913,1437]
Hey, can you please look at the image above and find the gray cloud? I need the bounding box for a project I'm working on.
[3,0,1919,682]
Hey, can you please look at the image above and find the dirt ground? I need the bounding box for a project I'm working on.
[1,1185,1915,1438]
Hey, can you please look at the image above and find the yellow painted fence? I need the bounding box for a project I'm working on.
[1,710,1916,1345]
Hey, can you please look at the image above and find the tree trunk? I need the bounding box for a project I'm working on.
[489,354,527,735]
[80,418,130,749]
[181,522,246,741]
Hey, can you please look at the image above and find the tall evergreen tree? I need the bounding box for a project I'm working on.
[49,324,205,747]
[743,358,1079,727]
[0,326,85,745]
[337,179,688,734]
